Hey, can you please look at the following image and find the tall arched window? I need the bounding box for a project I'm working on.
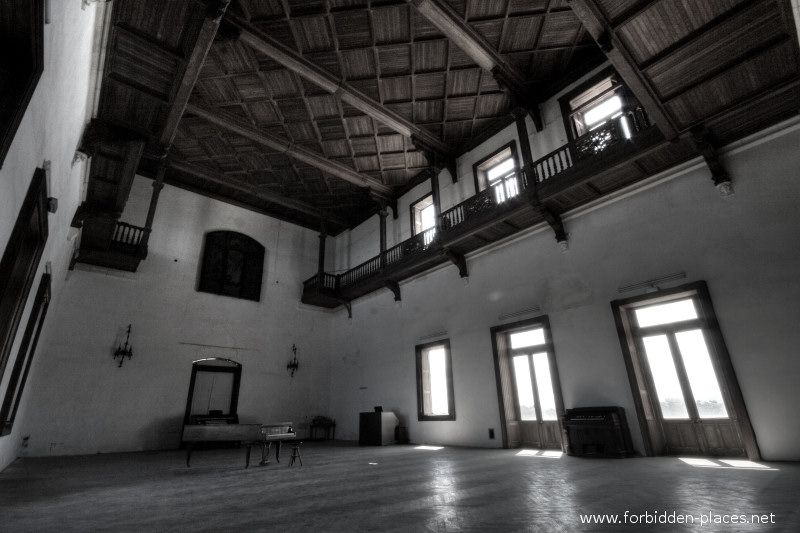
[198,231,264,301]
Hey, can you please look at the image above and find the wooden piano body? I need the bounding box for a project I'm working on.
[182,422,296,467]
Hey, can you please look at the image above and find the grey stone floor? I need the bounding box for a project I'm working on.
[0,442,798,532]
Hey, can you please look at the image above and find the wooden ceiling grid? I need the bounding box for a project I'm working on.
[74,0,800,245]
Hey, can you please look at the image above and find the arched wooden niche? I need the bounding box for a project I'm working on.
[183,358,242,426]
[198,231,265,301]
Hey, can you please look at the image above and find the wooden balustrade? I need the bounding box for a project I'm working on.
[304,109,655,303]
[112,221,146,246]
[303,272,338,292]
[340,255,382,288]
[533,145,573,183]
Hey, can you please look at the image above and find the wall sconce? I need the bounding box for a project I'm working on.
[287,344,299,377]
[114,325,133,367]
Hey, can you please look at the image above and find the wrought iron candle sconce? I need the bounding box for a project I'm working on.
[114,325,133,367]
[287,344,299,377]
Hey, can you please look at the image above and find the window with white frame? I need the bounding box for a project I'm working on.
[410,194,436,245]
[565,72,631,140]
[473,142,520,204]
[415,340,455,421]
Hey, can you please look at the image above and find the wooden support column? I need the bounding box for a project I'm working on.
[691,127,734,196]
[376,197,389,269]
[430,167,442,233]
[317,222,327,276]
[515,110,569,248]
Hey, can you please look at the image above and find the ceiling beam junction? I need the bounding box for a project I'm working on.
[407,0,543,131]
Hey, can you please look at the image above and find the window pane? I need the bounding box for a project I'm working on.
[513,355,536,420]
[532,352,557,421]
[635,299,698,328]
[427,348,450,415]
[420,203,436,231]
[584,95,622,128]
[642,335,689,419]
[509,328,545,349]
[487,158,514,182]
[676,329,728,418]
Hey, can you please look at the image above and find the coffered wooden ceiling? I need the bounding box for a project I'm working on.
[88,0,800,236]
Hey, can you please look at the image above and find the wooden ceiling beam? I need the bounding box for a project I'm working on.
[224,13,454,159]
[566,0,679,140]
[159,0,232,148]
[407,0,542,129]
[168,158,350,227]
[185,101,394,197]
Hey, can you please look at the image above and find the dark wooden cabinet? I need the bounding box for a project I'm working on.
[562,406,633,458]
[359,412,398,446]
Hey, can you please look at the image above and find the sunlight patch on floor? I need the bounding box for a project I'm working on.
[679,457,778,470]
[516,449,563,459]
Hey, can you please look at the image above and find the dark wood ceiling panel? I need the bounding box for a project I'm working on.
[446,97,476,121]
[213,40,258,74]
[415,72,447,99]
[108,29,179,101]
[616,0,745,65]
[306,95,341,119]
[466,0,508,19]
[537,11,584,48]
[500,16,541,52]
[242,0,285,21]
[341,48,377,79]
[316,118,347,140]
[643,2,786,100]
[293,16,333,53]
[332,10,372,49]
[260,69,300,98]
[381,76,412,103]
[414,40,448,72]
[99,81,165,134]
[706,82,800,145]
[665,42,796,129]
[448,69,481,96]
[232,73,269,101]
[378,44,411,76]
[113,2,191,50]
[596,0,644,23]
[509,0,548,13]
[371,5,410,45]
[634,141,696,175]
[415,100,444,123]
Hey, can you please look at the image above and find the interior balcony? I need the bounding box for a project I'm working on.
[302,107,698,309]
[71,218,149,273]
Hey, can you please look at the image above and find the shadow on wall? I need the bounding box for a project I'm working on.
[142,415,186,450]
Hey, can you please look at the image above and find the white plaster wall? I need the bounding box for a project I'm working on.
[19,177,332,456]
[0,2,97,470]
[327,122,800,461]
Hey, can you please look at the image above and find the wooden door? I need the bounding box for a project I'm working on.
[612,283,760,459]
[492,319,565,450]
[637,328,746,457]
